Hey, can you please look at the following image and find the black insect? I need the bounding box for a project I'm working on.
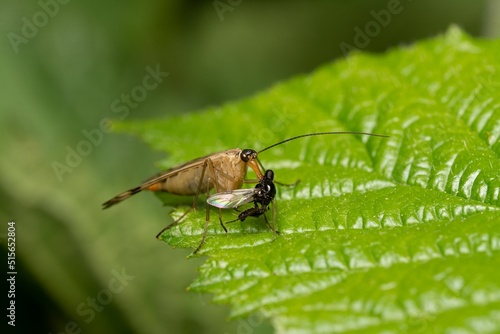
[207,169,279,239]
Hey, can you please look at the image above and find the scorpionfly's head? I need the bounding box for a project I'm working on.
[240,149,264,180]
[240,149,257,162]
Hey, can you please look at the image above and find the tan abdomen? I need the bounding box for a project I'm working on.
[151,149,247,195]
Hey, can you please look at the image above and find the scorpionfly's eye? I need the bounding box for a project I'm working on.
[240,149,256,162]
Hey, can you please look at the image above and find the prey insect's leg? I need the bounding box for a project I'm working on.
[275,179,300,187]
[225,203,280,235]
[218,209,228,233]
[156,158,213,239]
[263,208,280,236]
[270,199,279,235]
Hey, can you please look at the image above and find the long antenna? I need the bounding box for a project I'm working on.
[258,131,389,154]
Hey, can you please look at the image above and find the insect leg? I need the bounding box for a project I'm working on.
[225,209,253,224]
[156,158,213,239]
[225,204,280,236]
[199,157,229,234]
[230,202,279,235]
[194,158,223,254]
[193,185,212,254]
[204,162,229,233]
[274,179,300,187]
[264,203,280,236]
[217,213,228,233]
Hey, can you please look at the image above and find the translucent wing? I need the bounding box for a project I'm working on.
[207,189,257,209]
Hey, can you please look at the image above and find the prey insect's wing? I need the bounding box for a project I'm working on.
[207,188,257,209]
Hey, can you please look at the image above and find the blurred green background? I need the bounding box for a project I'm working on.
[1,0,498,333]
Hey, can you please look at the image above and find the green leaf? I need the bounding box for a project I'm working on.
[114,27,500,333]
